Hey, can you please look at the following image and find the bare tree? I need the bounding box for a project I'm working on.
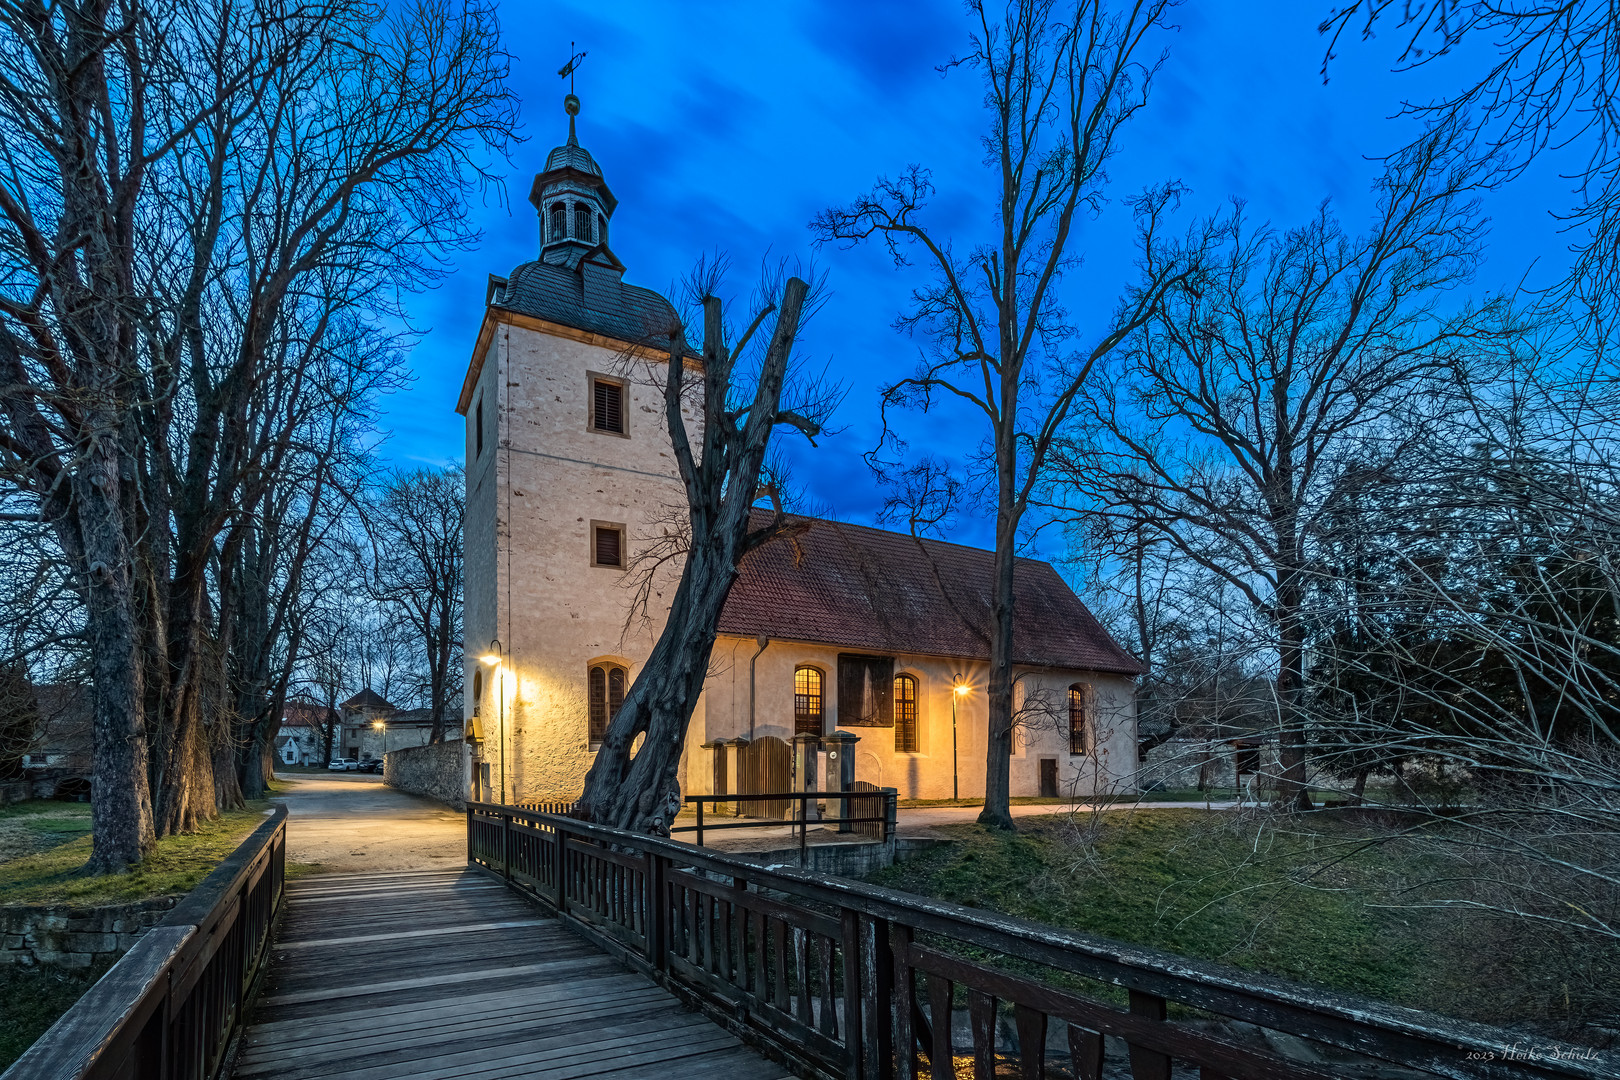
[0,0,225,868]
[1055,125,1514,808]
[1322,1,1620,353]
[359,467,464,745]
[814,0,1197,828]
[574,266,829,834]
[0,0,516,862]
[141,0,514,835]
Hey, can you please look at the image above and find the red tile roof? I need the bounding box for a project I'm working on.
[717,515,1145,675]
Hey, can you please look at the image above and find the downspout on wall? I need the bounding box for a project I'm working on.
[748,634,769,740]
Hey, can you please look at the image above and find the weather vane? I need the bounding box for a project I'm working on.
[558,43,587,94]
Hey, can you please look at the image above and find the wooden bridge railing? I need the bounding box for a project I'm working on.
[678,790,898,862]
[3,806,287,1080]
[467,802,1612,1080]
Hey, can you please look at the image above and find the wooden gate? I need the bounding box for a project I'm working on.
[847,779,887,838]
[738,735,791,819]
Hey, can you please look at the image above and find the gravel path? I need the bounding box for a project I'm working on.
[270,771,464,873]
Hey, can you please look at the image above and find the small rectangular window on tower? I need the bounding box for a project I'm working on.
[591,376,625,434]
[590,521,625,568]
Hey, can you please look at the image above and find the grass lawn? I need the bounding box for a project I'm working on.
[0,962,110,1069]
[868,810,1507,1027]
[0,800,275,905]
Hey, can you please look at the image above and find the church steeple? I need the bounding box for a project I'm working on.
[529,92,618,270]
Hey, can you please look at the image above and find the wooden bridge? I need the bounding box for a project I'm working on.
[5,801,1617,1080]
[232,866,789,1080]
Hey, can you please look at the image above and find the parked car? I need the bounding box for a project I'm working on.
[359,759,383,773]
[327,758,355,771]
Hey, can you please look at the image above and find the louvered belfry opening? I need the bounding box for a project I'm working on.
[594,526,622,567]
[592,378,623,433]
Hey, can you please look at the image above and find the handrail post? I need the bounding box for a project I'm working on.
[501,811,513,882]
[1127,990,1172,1080]
[860,914,894,1080]
[555,824,568,914]
[466,805,474,864]
[799,794,808,867]
[840,907,863,1075]
[646,850,667,972]
[696,799,704,847]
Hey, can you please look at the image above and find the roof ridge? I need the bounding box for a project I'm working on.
[780,511,1058,570]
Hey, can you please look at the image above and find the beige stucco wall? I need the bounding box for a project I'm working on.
[463,315,697,802]
[692,636,1137,800]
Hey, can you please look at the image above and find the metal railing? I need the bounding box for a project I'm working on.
[678,790,898,861]
[466,802,1613,1080]
[2,806,287,1080]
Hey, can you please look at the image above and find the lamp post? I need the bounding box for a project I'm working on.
[951,674,968,801]
[479,640,504,804]
[372,718,387,768]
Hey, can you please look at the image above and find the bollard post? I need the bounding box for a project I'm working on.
[792,733,821,822]
[821,730,858,833]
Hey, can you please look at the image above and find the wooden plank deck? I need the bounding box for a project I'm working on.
[234,868,792,1080]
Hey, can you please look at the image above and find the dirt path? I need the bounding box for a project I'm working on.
[271,772,463,873]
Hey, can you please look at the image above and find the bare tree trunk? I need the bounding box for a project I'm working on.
[575,545,739,831]
[77,450,156,871]
[1275,596,1312,811]
[980,499,1019,829]
[575,276,816,833]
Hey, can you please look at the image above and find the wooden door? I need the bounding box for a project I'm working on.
[1039,758,1058,798]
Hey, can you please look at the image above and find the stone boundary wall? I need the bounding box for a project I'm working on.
[385,739,465,810]
[1,896,177,969]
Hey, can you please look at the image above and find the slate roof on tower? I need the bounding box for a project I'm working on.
[717,514,1145,675]
[489,260,683,353]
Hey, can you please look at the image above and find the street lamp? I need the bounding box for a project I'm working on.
[479,640,504,804]
[372,718,388,771]
[952,674,969,801]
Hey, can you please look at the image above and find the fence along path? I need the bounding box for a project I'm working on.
[233,866,791,1080]
[469,802,1618,1080]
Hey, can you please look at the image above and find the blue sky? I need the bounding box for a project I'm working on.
[380,0,1577,560]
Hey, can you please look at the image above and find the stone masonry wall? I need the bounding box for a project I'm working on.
[0,896,176,969]
[386,739,466,809]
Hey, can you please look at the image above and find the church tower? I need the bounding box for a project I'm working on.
[457,94,699,804]
[531,93,617,270]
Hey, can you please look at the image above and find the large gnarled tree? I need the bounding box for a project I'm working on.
[574,270,827,834]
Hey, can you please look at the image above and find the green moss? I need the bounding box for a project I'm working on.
[0,804,274,905]
[870,811,1442,1010]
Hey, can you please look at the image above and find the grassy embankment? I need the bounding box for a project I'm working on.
[0,799,276,905]
[868,809,1596,1038]
[0,795,283,1068]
